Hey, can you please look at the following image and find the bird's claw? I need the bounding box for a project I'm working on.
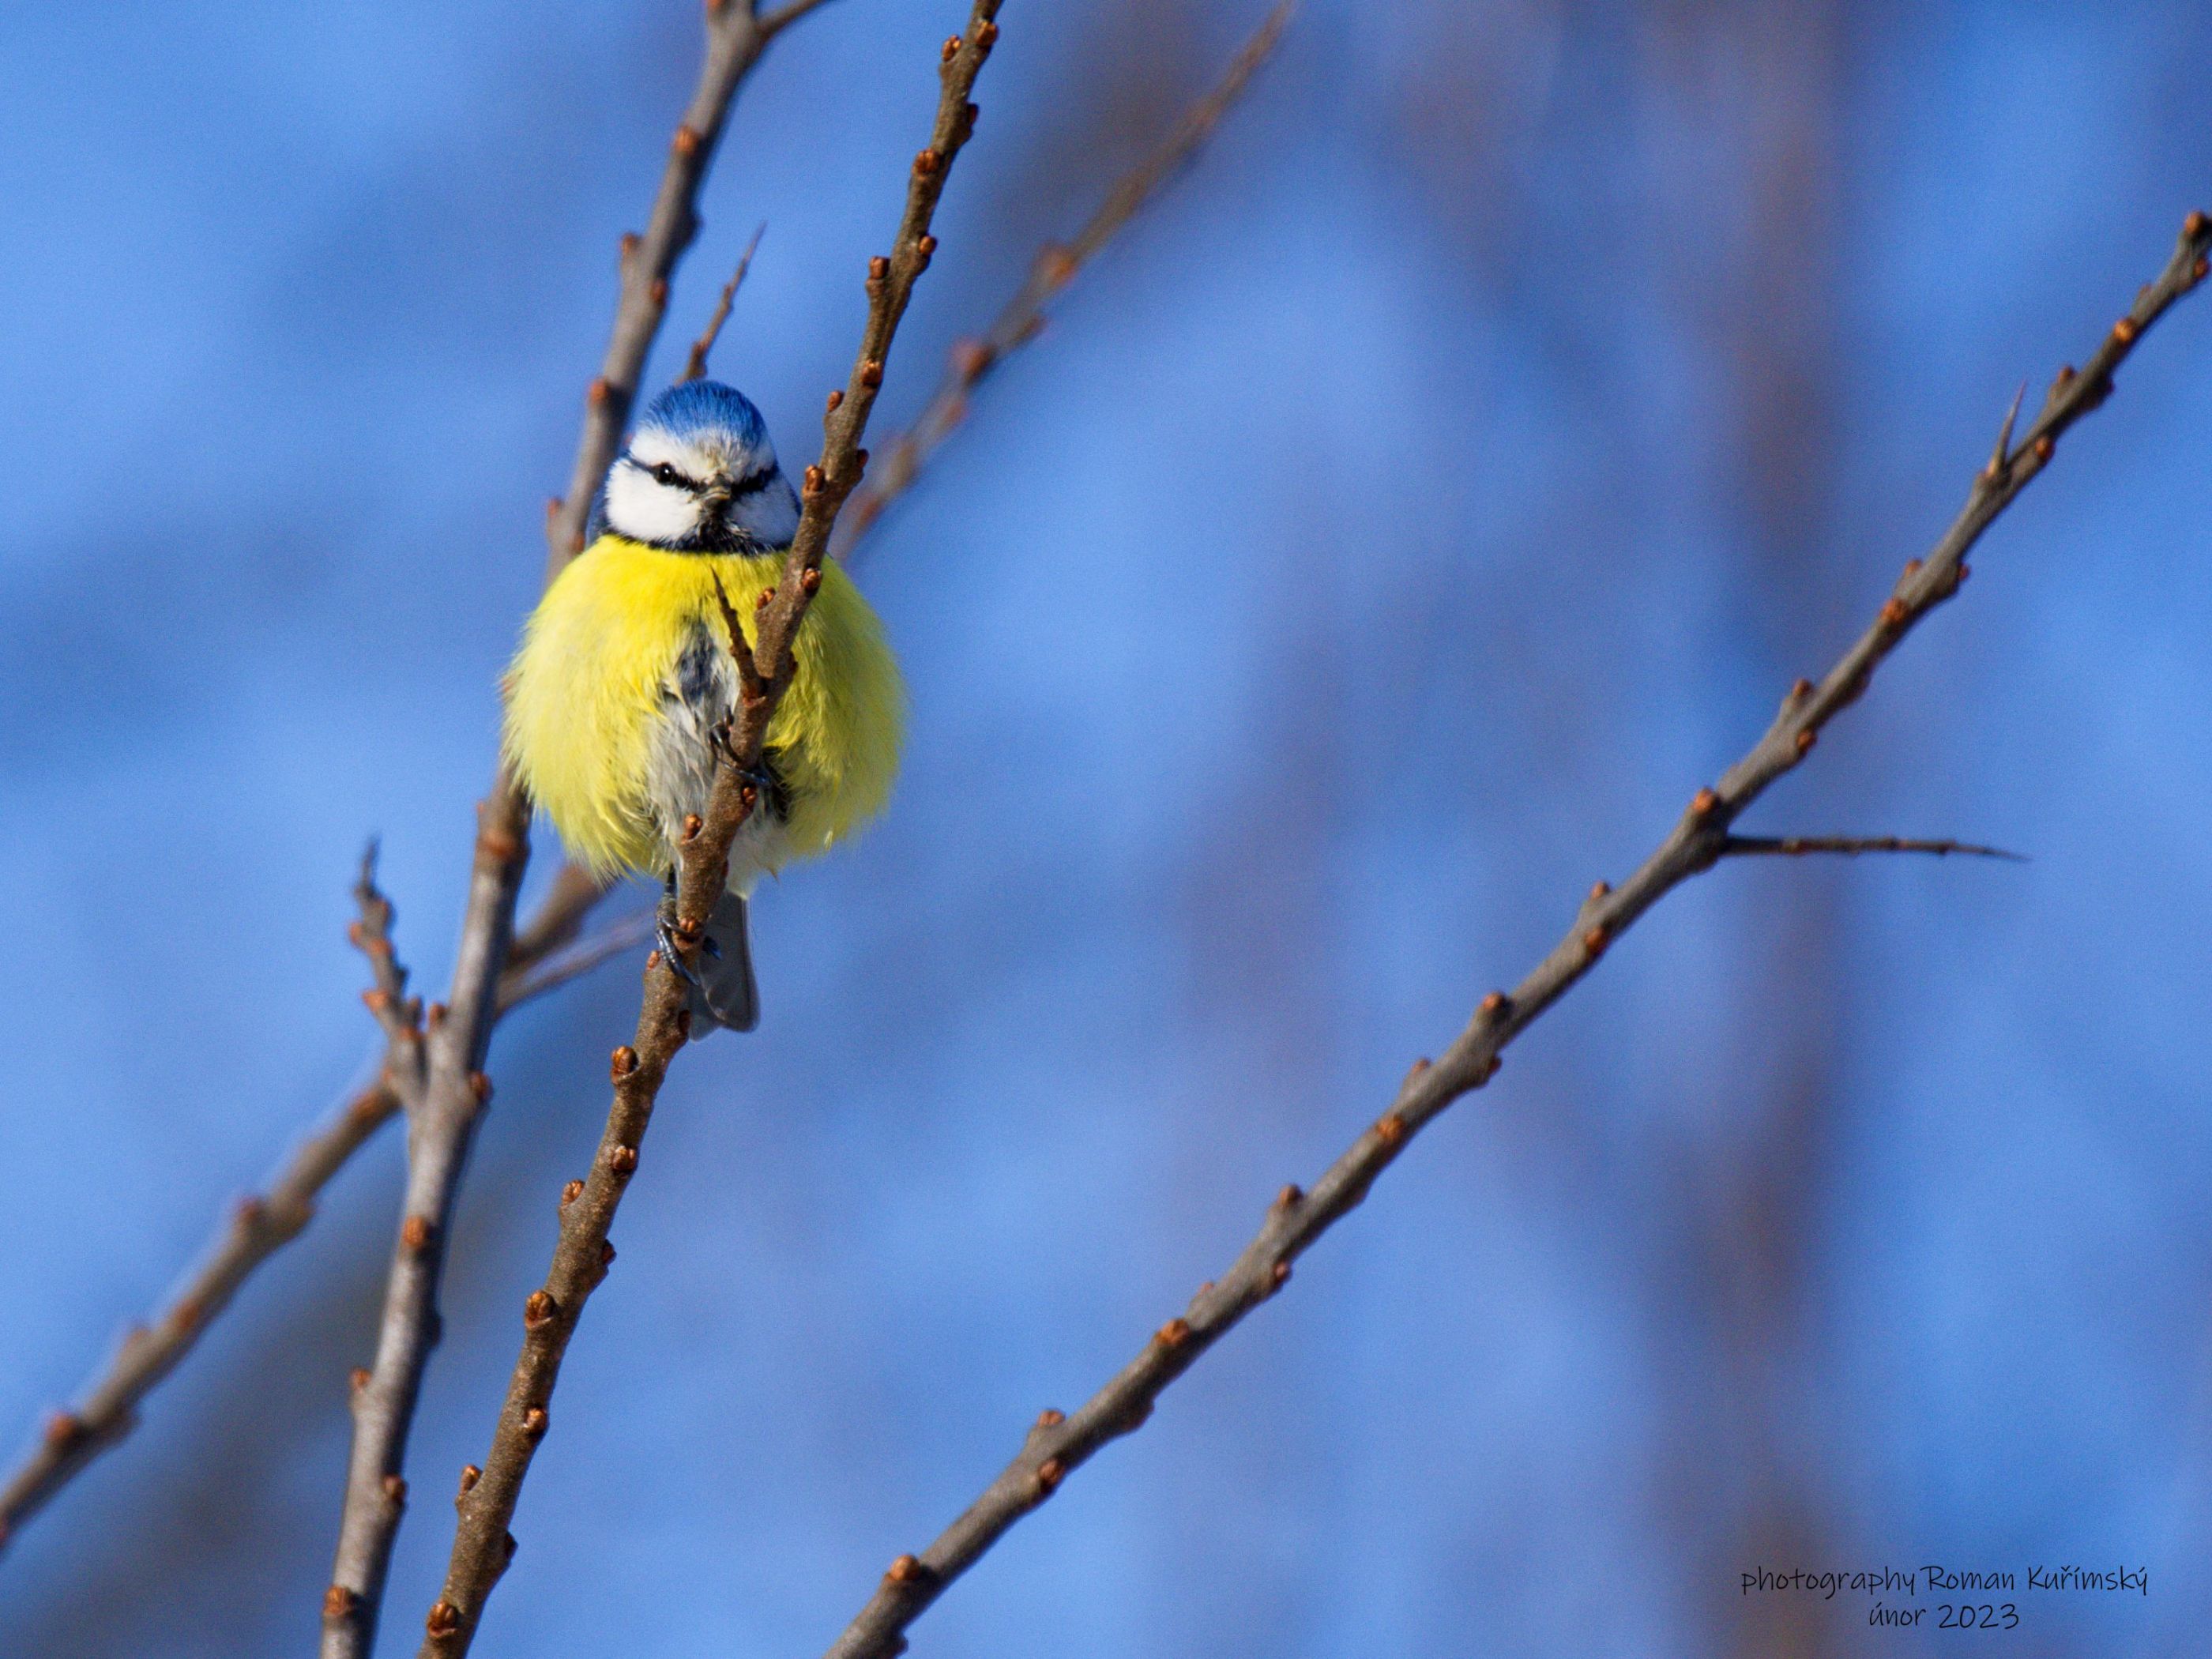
[654,916,705,990]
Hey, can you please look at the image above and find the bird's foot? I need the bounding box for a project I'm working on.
[653,901,713,988]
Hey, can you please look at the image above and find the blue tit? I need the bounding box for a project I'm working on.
[503,381,903,1035]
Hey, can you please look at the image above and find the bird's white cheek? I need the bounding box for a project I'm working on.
[604,470,701,544]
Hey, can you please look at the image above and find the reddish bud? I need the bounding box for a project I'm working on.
[886,1555,923,1583]
[1480,991,1510,1017]
[1036,1407,1065,1428]
[1375,1112,1406,1145]
[1691,787,1719,817]
[1402,1056,1431,1089]
[1036,1457,1064,1493]
[2034,434,2055,461]
[521,1406,548,1440]
[350,1367,371,1393]
[611,1045,639,1080]
[1582,926,1610,960]
[458,1464,482,1496]
[1271,1259,1292,1288]
[942,34,961,61]
[2188,209,2210,239]
[1879,598,1908,629]
[560,1179,584,1207]
[608,1145,638,1176]
[826,388,845,413]
[801,567,822,594]
[402,1215,433,1252]
[1157,1317,1191,1349]
[1275,1183,1302,1209]
[975,19,999,50]
[1794,728,1818,756]
[426,1601,461,1640]
[586,378,611,407]
[324,1586,358,1622]
[524,1291,558,1330]
[382,1474,408,1504]
[672,125,702,158]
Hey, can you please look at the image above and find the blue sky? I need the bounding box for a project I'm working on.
[1,3,2209,1655]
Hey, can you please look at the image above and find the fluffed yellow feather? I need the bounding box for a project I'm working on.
[502,535,903,882]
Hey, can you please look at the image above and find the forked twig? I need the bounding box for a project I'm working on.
[322,2,839,1650]
[0,870,637,1555]
[812,213,2212,1659]
[415,9,1006,1654]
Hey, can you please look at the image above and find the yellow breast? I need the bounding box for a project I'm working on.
[502,536,904,879]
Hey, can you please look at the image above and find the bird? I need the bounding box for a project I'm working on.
[502,379,903,1036]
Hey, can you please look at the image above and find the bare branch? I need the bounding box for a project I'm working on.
[322,794,525,1659]
[837,0,1292,562]
[1721,834,2024,860]
[415,9,1006,1655]
[506,861,613,976]
[543,3,805,577]
[0,1078,399,1552]
[495,910,656,1009]
[322,0,860,1641]
[0,862,630,1556]
[813,212,2212,1659]
[680,223,766,383]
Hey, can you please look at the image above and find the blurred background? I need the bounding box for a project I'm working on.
[2,2,2209,1654]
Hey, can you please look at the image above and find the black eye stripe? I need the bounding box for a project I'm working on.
[631,456,704,492]
[730,465,778,498]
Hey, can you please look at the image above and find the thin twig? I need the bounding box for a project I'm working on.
[814,213,2212,1659]
[322,8,840,1640]
[680,223,766,383]
[0,1077,397,1555]
[506,862,613,974]
[836,0,1292,562]
[416,9,1005,1655]
[1721,834,2024,860]
[322,793,525,1659]
[495,909,656,1008]
[543,0,826,577]
[0,867,629,1556]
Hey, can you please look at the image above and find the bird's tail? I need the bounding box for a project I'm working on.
[689,890,760,1037]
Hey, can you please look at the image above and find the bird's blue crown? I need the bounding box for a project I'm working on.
[637,380,769,448]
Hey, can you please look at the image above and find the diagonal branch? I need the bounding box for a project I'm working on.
[681,222,766,383]
[813,211,2212,1659]
[0,871,641,1557]
[322,3,837,1650]
[414,8,1006,1655]
[836,0,1293,563]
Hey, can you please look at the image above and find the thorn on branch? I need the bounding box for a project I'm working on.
[1719,834,2026,862]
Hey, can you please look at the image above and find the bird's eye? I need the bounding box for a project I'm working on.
[650,463,682,487]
